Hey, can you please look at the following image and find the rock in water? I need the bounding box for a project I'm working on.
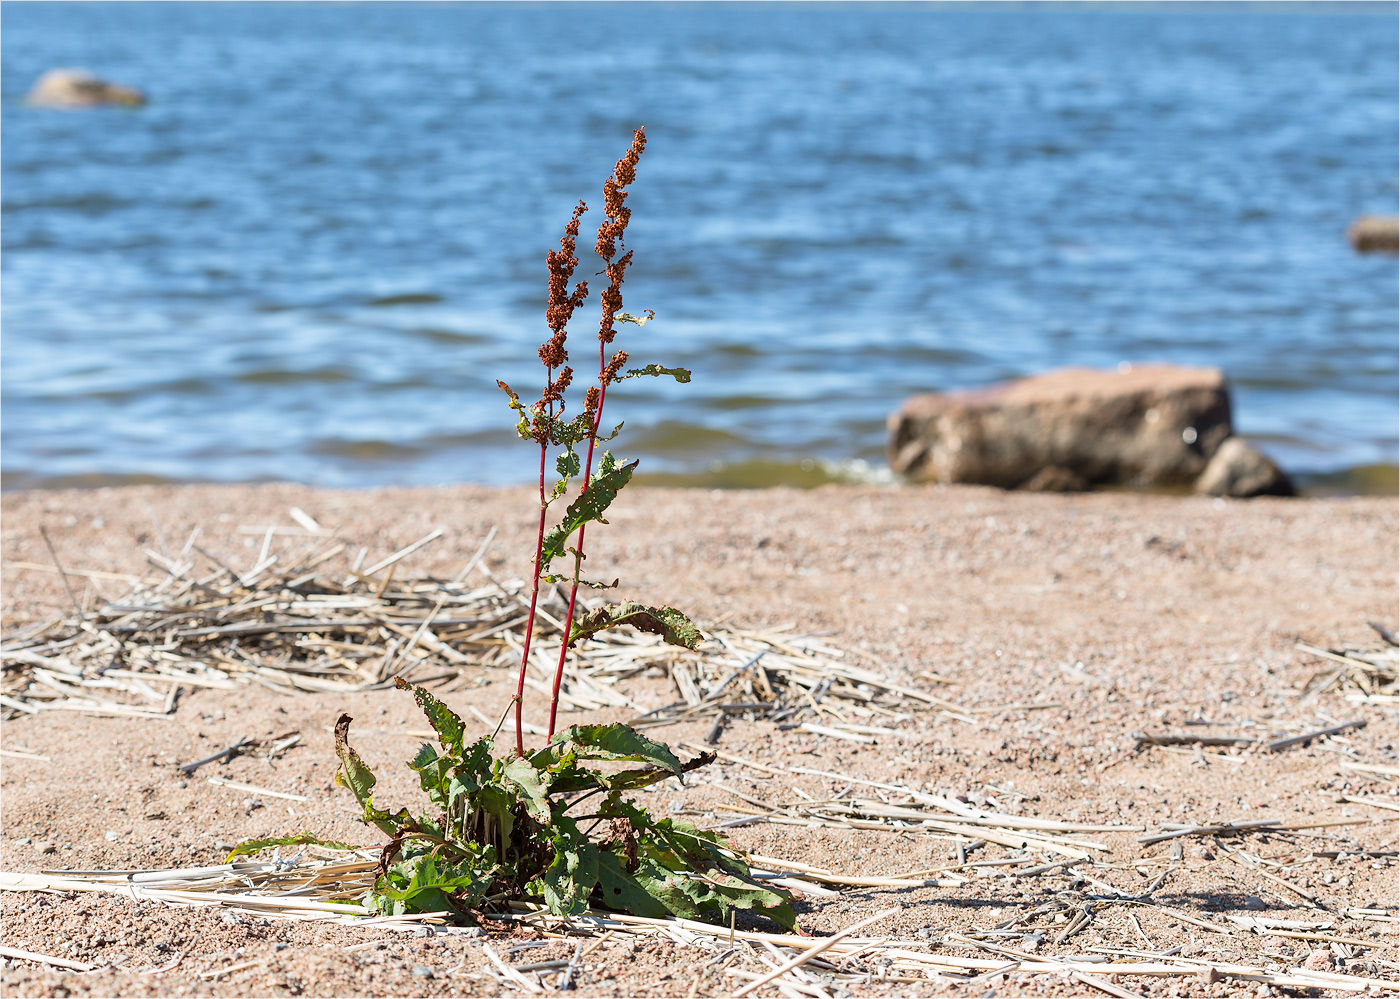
[887,365,1232,490]
[26,69,146,109]
[1348,216,1399,255]
[1194,437,1294,498]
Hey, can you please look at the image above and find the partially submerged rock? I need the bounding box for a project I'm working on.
[1347,215,1399,254]
[887,365,1232,490]
[1195,436,1294,498]
[26,68,146,109]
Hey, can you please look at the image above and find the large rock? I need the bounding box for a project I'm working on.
[1347,216,1399,254]
[26,69,145,109]
[1194,437,1294,498]
[887,365,1232,489]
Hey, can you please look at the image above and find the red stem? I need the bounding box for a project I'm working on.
[514,440,550,757]
[546,343,610,740]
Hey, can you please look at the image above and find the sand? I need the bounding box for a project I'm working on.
[1,482,1396,997]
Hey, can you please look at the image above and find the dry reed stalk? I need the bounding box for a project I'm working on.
[5,855,1394,993]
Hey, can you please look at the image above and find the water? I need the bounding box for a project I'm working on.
[3,3,1396,491]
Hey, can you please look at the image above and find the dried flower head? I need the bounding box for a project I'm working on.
[596,128,646,345]
[546,200,589,339]
[602,350,630,386]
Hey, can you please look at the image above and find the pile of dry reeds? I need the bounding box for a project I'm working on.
[1297,630,1398,706]
[0,513,973,732]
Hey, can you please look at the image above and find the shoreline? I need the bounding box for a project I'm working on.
[2,457,1397,496]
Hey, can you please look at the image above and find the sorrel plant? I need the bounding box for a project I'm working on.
[301,130,798,929]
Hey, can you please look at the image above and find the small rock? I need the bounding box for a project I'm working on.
[1194,437,1293,498]
[35,841,56,854]
[1348,215,1399,254]
[27,68,146,108]
[459,927,486,939]
[412,926,433,938]
[668,799,683,813]
[220,911,244,925]
[1304,949,1335,971]
[1241,896,1267,911]
[274,942,290,952]
[1322,871,1336,884]
[411,965,434,979]
[1256,985,1272,998]
[175,779,188,788]
[105,831,120,842]
[14,837,32,846]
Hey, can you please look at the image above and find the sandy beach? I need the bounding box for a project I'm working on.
[1,482,1396,997]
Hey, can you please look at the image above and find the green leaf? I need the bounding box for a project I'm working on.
[223,833,358,862]
[621,363,691,383]
[568,601,702,650]
[333,714,399,837]
[408,742,452,807]
[538,455,637,574]
[530,816,600,916]
[500,756,553,824]
[394,677,466,756]
[375,849,489,916]
[556,450,581,479]
[553,723,684,775]
[595,850,671,918]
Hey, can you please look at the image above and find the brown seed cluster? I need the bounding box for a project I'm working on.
[602,349,630,386]
[596,128,647,354]
[512,129,647,444]
[528,202,595,440]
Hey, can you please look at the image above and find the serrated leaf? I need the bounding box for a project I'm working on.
[224,832,358,862]
[621,363,691,383]
[538,456,637,574]
[568,601,701,650]
[553,723,684,775]
[394,677,466,756]
[333,714,399,837]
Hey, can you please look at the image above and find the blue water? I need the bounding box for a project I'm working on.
[3,3,1396,490]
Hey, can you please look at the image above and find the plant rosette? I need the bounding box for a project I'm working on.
[330,678,798,929]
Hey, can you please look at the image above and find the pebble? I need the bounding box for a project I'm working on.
[1304,949,1336,971]
[35,841,55,854]
[105,831,120,842]
[411,965,434,979]
[1241,896,1266,911]
[14,837,31,846]
[175,779,188,788]
[413,926,434,938]
[274,943,290,952]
